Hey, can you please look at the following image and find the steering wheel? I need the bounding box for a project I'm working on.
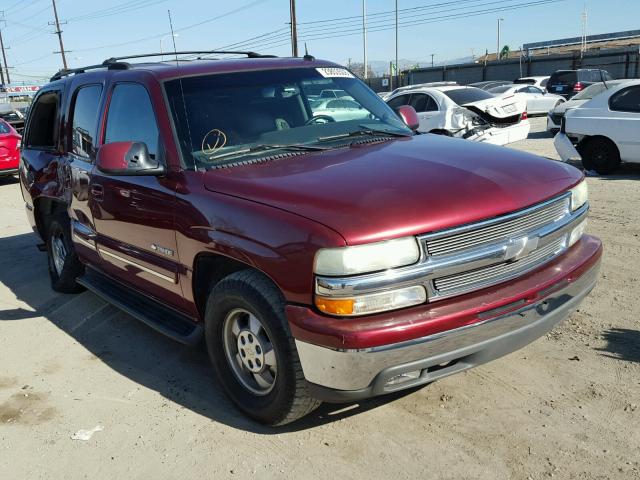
[306,115,335,125]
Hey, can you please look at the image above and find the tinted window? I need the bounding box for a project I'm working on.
[71,85,102,158]
[386,94,411,109]
[549,71,577,84]
[327,99,359,109]
[514,78,535,85]
[528,86,543,94]
[541,79,548,87]
[489,85,514,94]
[105,84,158,157]
[443,87,494,105]
[25,91,59,149]
[410,94,437,112]
[609,86,640,113]
[0,122,11,134]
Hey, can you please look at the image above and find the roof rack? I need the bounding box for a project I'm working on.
[50,50,276,82]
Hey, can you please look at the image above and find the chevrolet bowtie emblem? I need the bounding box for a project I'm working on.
[504,236,539,262]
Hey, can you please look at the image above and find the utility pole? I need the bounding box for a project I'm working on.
[394,0,398,85]
[580,4,588,58]
[50,0,68,69]
[0,14,8,84]
[497,18,504,60]
[289,0,298,57]
[430,53,435,67]
[362,0,367,79]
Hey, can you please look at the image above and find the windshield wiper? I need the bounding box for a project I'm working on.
[207,143,329,161]
[317,126,412,143]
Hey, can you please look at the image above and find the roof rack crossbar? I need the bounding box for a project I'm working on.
[104,50,274,62]
[49,50,275,82]
[50,61,131,81]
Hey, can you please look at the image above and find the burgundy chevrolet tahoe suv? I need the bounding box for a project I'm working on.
[20,52,602,425]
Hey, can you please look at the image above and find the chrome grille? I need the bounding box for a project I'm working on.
[425,197,569,257]
[433,237,567,295]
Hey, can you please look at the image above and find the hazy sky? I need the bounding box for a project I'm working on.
[1,0,637,83]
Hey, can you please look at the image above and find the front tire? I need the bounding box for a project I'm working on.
[204,270,320,426]
[579,137,621,175]
[46,213,85,293]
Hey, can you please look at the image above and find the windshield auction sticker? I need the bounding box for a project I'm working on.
[316,67,355,78]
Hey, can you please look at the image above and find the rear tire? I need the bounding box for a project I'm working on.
[204,270,320,426]
[579,137,621,175]
[46,213,85,293]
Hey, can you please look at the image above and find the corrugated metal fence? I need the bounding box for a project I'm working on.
[363,47,640,92]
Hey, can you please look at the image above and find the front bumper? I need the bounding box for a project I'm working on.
[471,120,530,146]
[0,167,18,177]
[554,132,582,162]
[293,237,601,402]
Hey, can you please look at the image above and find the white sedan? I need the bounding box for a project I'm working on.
[385,84,530,146]
[488,84,565,114]
[554,79,640,174]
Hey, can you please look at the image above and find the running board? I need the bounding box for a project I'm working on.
[77,268,203,346]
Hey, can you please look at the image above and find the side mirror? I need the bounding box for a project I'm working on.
[395,105,420,131]
[96,141,164,176]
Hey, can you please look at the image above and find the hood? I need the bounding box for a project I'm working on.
[552,99,587,114]
[203,135,582,245]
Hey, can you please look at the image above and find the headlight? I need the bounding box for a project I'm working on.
[315,285,427,316]
[569,180,588,211]
[314,236,420,276]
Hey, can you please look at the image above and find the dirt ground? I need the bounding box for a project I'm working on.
[1,117,639,480]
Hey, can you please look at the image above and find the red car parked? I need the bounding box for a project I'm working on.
[0,119,20,177]
[20,52,601,425]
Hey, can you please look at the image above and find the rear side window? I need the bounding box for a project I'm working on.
[0,122,10,134]
[70,85,103,158]
[386,94,410,109]
[609,86,640,113]
[105,83,159,157]
[25,91,59,150]
[443,88,494,105]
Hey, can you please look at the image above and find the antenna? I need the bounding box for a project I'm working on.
[167,10,180,66]
[303,42,314,61]
[167,10,195,169]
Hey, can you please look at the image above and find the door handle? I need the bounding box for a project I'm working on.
[91,184,104,201]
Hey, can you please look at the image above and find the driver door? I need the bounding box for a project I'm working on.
[89,82,183,304]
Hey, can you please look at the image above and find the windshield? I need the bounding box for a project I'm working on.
[443,87,495,105]
[164,67,410,169]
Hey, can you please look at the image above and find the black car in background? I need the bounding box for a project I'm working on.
[546,69,614,99]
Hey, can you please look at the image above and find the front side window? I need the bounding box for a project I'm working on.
[164,68,409,169]
[70,85,103,158]
[25,91,59,150]
[386,94,410,109]
[609,86,640,113]
[105,83,159,157]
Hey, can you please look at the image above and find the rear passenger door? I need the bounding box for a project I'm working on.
[607,85,640,162]
[67,83,103,262]
[89,82,183,304]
